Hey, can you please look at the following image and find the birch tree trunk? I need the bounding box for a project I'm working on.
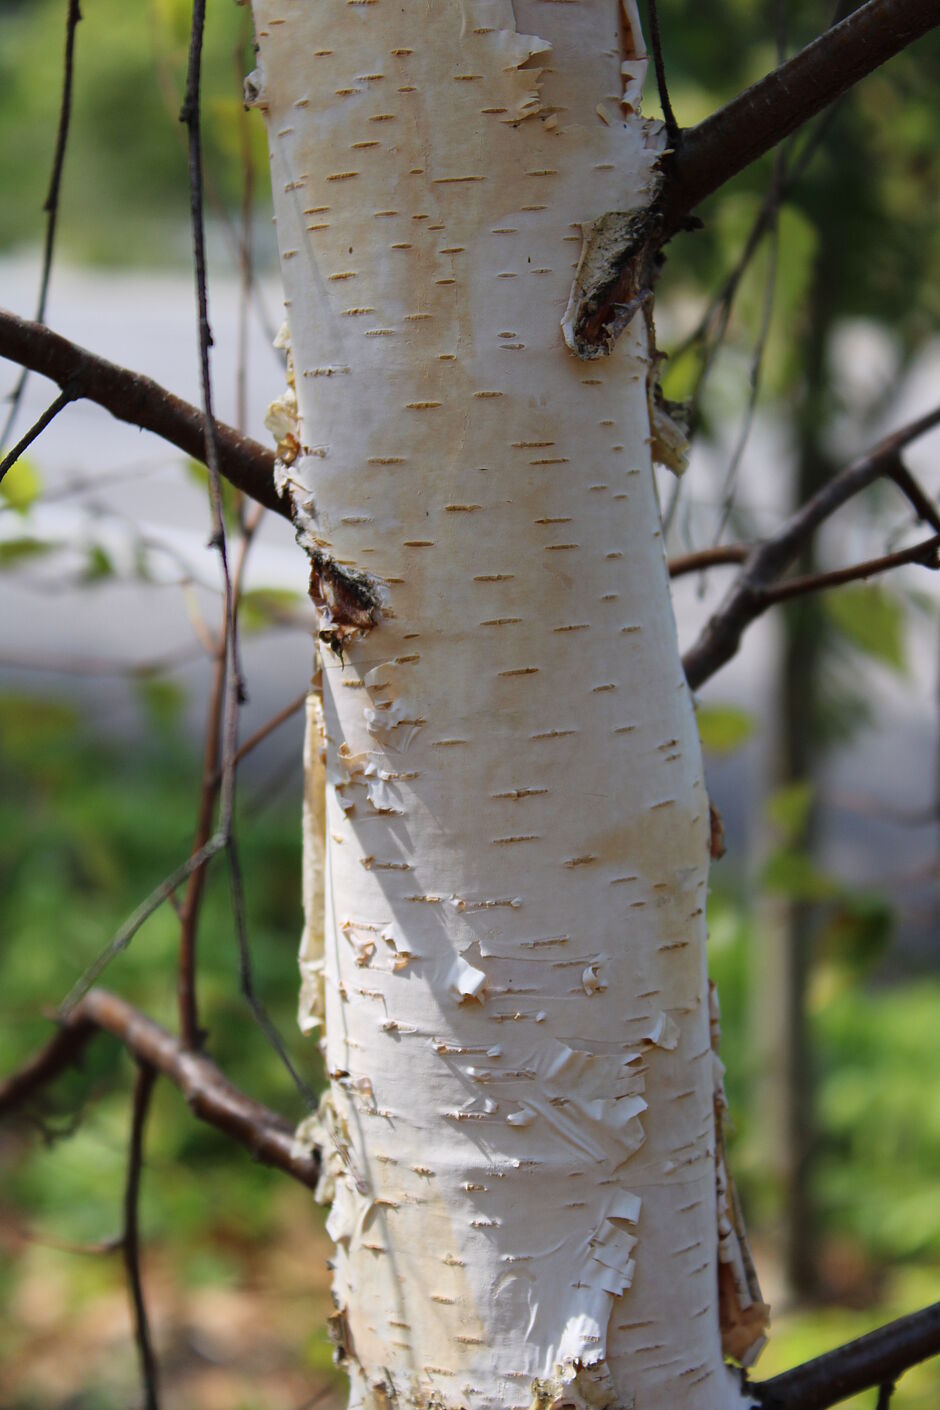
[248,2,766,1406]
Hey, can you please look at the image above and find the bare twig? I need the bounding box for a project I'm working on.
[762,533,940,604]
[177,643,227,1050]
[234,9,255,442]
[7,1223,123,1257]
[645,0,678,147]
[123,1062,160,1410]
[579,0,940,353]
[0,385,77,486]
[0,308,285,515]
[756,1301,940,1410]
[0,989,321,1190]
[668,544,751,577]
[178,508,266,1050]
[230,691,308,774]
[59,833,226,1018]
[663,0,939,231]
[683,403,940,689]
[0,643,206,678]
[179,1,293,1104]
[0,0,82,451]
[711,182,781,543]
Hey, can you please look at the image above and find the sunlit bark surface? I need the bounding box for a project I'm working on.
[250,2,760,1407]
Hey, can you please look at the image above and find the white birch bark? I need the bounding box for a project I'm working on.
[249,2,765,1407]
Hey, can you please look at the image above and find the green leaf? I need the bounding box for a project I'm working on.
[238,587,305,634]
[80,544,115,583]
[824,585,906,674]
[696,704,756,755]
[765,780,814,843]
[184,457,240,532]
[0,455,41,514]
[0,536,57,568]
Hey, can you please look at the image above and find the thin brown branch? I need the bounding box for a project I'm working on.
[0,0,82,451]
[668,544,751,577]
[0,642,206,678]
[178,510,266,1050]
[178,642,226,1051]
[762,533,940,604]
[645,0,678,146]
[0,989,321,1190]
[0,307,285,517]
[683,403,940,689]
[123,1062,160,1410]
[178,1,302,1107]
[234,9,255,441]
[0,385,76,485]
[756,1301,940,1410]
[7,1222,123,1257]
[579,0,939,352]
[887,461,940,534]
[231,690,308,773]
[60,832,226,1018]
[664,0,939,230]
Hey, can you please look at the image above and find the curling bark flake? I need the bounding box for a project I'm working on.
[249,2,766,1407]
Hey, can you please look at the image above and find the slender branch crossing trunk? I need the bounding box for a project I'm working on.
[249,3,765,1406]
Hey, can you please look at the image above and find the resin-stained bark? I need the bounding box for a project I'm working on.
[250,3,761,1408]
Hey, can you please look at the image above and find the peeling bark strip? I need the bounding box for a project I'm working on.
[251,4,758,1408]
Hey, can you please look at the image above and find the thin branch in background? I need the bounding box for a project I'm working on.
[179,0,246,1047]
[0,385,76,487]
[709,182,781,548]
[177,506,264,1050]
[0,456,167,512]
[682,401,940,688]
[123,1062,160,1410]
[234,6,255,442]
[660,0,940,235]
[177,641,227,1050]
[0,989,321,1189]
[0,0,81,452]
[230,690,307,774]
[761,531,940,603]
[668,543,751,577]
[0,642,206,679]
[0,308,287,516]
[59,832,226,1018]
[177,7,310,1104]
[659,7,859,543]
[8,1224,123,1257]
[225,827,319,1109]
[674,0,787,551]
[887,460,940,534]
[668,100,838,386]
[179,0,237,646]
[148,17,281,360]
[645,0,679,146]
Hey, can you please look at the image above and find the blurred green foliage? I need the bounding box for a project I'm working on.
[0,696,937,1405]
[0,689,319,1242]
[0,0,265,265]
